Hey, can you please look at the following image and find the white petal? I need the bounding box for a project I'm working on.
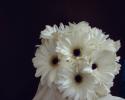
[114,40,121,51]
[96,83,110,96]
[94,50,115,67]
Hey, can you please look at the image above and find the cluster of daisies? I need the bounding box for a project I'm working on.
[32,21,121,100]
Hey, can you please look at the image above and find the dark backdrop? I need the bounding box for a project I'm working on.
[0,0,125,100]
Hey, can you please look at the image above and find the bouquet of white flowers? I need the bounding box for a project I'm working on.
[32,21,125,100]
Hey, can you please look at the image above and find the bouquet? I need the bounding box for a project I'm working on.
[32,21,125,100]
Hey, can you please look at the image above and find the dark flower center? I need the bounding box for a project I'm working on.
[74,74,83,83]
[51,56,60,67]
[73,48,81,57]
[92,63,97,70]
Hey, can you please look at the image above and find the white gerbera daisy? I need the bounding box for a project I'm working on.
[56,23,92,62]
[56,65,98,100]
[32,39,70,87]
[89,50,121,96]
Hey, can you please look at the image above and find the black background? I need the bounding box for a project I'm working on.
[0,0,125,100]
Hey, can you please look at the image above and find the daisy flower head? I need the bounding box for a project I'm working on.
[56,22,93,62]
[86,28,121,97]
[89,50,121,96]
[32,39,71,87]
[56,64,98,100]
